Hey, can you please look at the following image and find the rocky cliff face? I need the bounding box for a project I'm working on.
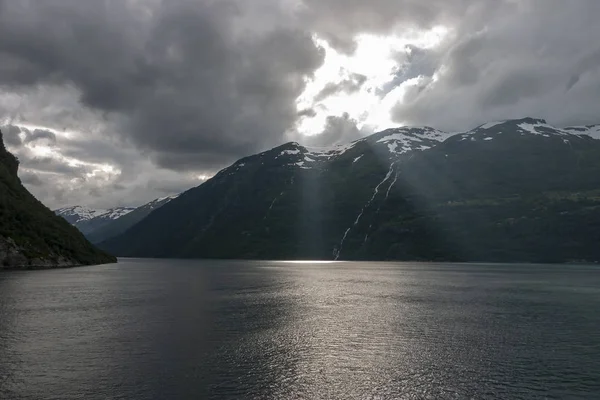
[0,130,116,270]
[0,237,78,269]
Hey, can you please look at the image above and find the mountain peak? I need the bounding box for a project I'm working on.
[515,117,548,125]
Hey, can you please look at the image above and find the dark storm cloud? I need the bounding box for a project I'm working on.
[2,125,23,146]
[480,68,551,108]
[19,154,86,176]
[391,1,600,131]
[23,129,57,145]
[2,125,57,146]
[1,122,201,209]
[300,0,474,53]
[0,0,535,174]
[314,73,367,102]
[0,0,325,170]
[19,171,43,187]
[567,47,600,91]
[297,108,317,118]
[58,136,135,167]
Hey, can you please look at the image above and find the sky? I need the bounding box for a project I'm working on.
[1,0,600,209]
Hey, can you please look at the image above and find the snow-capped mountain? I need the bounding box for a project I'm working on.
[222,126,454,176]
[101,117,600,263]
[56,195,181,241]
[54,206,110,225]
[55,206,136,234]
[86,194,180,244]
[55,206,134,224]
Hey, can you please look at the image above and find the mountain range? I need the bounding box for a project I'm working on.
[98,118,600,263]
[55,195,178,244]
[0,130,115,269]
[55,206,135,233]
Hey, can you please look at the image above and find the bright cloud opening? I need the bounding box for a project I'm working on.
[296,26,449,137]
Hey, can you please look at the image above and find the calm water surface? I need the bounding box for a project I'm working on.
[0,259,599,399]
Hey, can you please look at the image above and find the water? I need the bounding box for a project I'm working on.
[1,259,599,399]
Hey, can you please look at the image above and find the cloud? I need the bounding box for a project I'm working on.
[23,129,57,145]
[297,108,317,118]
[378,45,442,98]
[391,1,600,130]
[0,0,324,171]
[300,113,367,147]
[314,73,367,102]
[300,0,471,53]
[18,170,43,187]
[2,125,23,146]
[17,152,87,176]
[1,121,194,209]
[2,125,57,147]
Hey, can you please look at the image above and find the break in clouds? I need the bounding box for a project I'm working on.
[1,0,599,208]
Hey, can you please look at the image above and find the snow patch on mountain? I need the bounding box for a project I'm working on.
[144,194,179,209]
[304,140,361,159]
[517,121,571,136]
[55,206,108,223]
[104,208,135,219]
[373,127,455,156]
[565,124,600,140]
[477,121,505,130]
[55,206,135,224]
[280,149,300,156]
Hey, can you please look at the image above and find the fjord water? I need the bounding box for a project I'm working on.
[1,260,599,399]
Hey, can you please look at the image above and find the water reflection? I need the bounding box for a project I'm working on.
[0,261,599,399]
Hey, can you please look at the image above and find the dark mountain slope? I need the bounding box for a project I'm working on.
[346,118,600,262]
[101,118,600,263]
[0,130,116,269]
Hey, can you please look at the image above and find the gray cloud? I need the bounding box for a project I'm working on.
[19,170,44,187]
[379,45,442,98]
[300,0,473,53]
[314,73,367,102]
[23,129,57,145]
[391,1,600,130]
[300,113,367,147]
[0,0,324,171]
[19,154,86,176]
[2,121,202,209]
[3,125,23,146]
[2,125,57,146]
[297,108,317,118]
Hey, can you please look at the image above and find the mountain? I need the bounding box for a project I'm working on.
[0,130,116,269]
[55,206,135,235]
[86,195,179,244]
[564,124,600,139]
[101,118,600,263]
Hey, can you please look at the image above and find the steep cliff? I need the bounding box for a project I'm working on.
[0,130,116,269]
